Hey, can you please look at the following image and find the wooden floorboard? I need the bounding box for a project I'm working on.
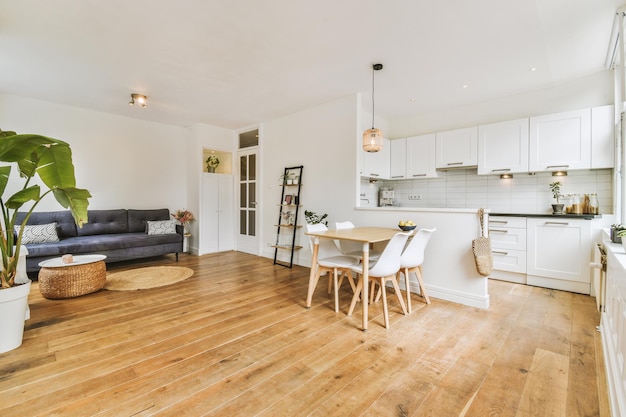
[0,252,611,416]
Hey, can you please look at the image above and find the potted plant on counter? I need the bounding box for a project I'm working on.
[0,129,91,353]
[549,181,564,214]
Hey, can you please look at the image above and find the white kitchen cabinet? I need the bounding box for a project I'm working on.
[529,108,591,172]
[362,138,390,179]
[406,133,438,179]
[477,119,529,175]
[200,173,234,254]
[435,126,478,168]
[389,138,407,179]
[591,104,615,169]
[526,218,591,294]
[489,216,527,283]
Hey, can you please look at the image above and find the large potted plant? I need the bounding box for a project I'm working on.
[0,129,91,353]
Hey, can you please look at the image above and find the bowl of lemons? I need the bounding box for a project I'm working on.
[398,220,416,232]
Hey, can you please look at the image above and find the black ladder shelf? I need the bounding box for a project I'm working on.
[273,165,303,268]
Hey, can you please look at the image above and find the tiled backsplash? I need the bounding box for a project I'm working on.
[360,168,614,214]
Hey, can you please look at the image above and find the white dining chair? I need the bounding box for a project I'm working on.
[334,221,381,261]
[347,231,411,329]
[398,228,436,312]
[306,223,360,313]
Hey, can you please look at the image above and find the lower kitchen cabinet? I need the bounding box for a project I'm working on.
[489,216,527,284]
[526,218,591,294]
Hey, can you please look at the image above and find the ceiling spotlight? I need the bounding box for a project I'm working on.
[129,93,148,108]
[500,173,513,179]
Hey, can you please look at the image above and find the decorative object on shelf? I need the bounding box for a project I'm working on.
[0,128,91,353]
[305,210,328,226]
[280,172,294,185]
[363,63,384,153]
[549,181,564,214]
[206,154,220,173]
[128,93,148,108]
[171,209,195,233]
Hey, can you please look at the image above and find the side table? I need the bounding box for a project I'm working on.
[38,254,107,299]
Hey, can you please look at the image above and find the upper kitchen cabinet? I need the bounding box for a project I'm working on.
[591,104,615,169]
[477,118,529,175]
[435,127,478,169]
[529,108,591,172]
[361,137,390,179]
[389,138,407,179]
[407,133,438,178]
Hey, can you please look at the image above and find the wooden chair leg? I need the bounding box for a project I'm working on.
[389,276,408,315]
[369,280,377,304]
[348,276,363,316]
[415,266,431,305]
[306,267,323,308]
[401,268,412,313]
[333,268,340,313]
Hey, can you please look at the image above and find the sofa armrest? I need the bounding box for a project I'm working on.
[176,224,184,235]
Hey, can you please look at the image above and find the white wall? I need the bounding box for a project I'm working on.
[261,95,359,265]
[0,94,189,212]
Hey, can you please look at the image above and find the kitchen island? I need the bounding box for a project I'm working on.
[351,207,490,309]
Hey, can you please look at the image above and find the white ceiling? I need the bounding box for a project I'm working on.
[0,0,621,130]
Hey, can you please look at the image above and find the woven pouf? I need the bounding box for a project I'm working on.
[38,259,107,299]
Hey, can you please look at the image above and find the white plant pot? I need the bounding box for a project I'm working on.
[0,280,31,353]
[0,246,31,353]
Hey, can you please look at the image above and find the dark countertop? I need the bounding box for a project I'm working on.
[490,212,601,220]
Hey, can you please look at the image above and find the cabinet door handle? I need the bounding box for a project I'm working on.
[546,165,569,169]
[489,220,508,225]
[488,229,508,233]
[491,169,511,173]
[369,173,379,177]
[391,175,404,178]
[447,162,463,166]
[492,250,509,255]
[412,174,427,177]
[545,221,569,226]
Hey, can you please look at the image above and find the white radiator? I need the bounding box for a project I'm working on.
[591,243,606,312]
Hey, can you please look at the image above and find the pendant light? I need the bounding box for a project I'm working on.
[363,63,384,153]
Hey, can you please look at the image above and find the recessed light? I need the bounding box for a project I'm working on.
[409,98,416,102]
[529,67,537,72]
[462,85,469,89]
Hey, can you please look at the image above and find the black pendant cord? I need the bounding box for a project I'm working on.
[371,67,375,129]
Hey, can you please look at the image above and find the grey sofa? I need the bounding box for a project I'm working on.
[16,208,183,272]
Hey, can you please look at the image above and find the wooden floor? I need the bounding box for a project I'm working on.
[0,251,610,417]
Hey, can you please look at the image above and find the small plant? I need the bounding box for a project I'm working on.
[206,154,220,169]
[305,210,328,226]
[549,181,562,204]
[280,172,294,184]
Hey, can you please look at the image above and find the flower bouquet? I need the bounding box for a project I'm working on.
[171,209,195,232]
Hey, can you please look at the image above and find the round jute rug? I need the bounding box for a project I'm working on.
[104,266,194,291]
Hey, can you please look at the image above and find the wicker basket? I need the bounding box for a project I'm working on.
[38,260,107,299]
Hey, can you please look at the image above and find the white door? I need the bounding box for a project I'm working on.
[237,148,259,254]
[200,173,234,254]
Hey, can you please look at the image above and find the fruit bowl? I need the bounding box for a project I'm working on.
[398,225,416,232]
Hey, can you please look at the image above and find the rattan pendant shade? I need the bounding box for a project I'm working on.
[363,127,383,152]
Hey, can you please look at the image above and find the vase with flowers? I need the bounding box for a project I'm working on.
[206,155,220,173]
[171,209,195,234]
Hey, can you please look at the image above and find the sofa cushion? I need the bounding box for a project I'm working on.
[24,232,183,258]
[146,220,177,235]
[16,223,60,244]
[16,210,78,238]
[128,209,171,233]
[78,209,128,236]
